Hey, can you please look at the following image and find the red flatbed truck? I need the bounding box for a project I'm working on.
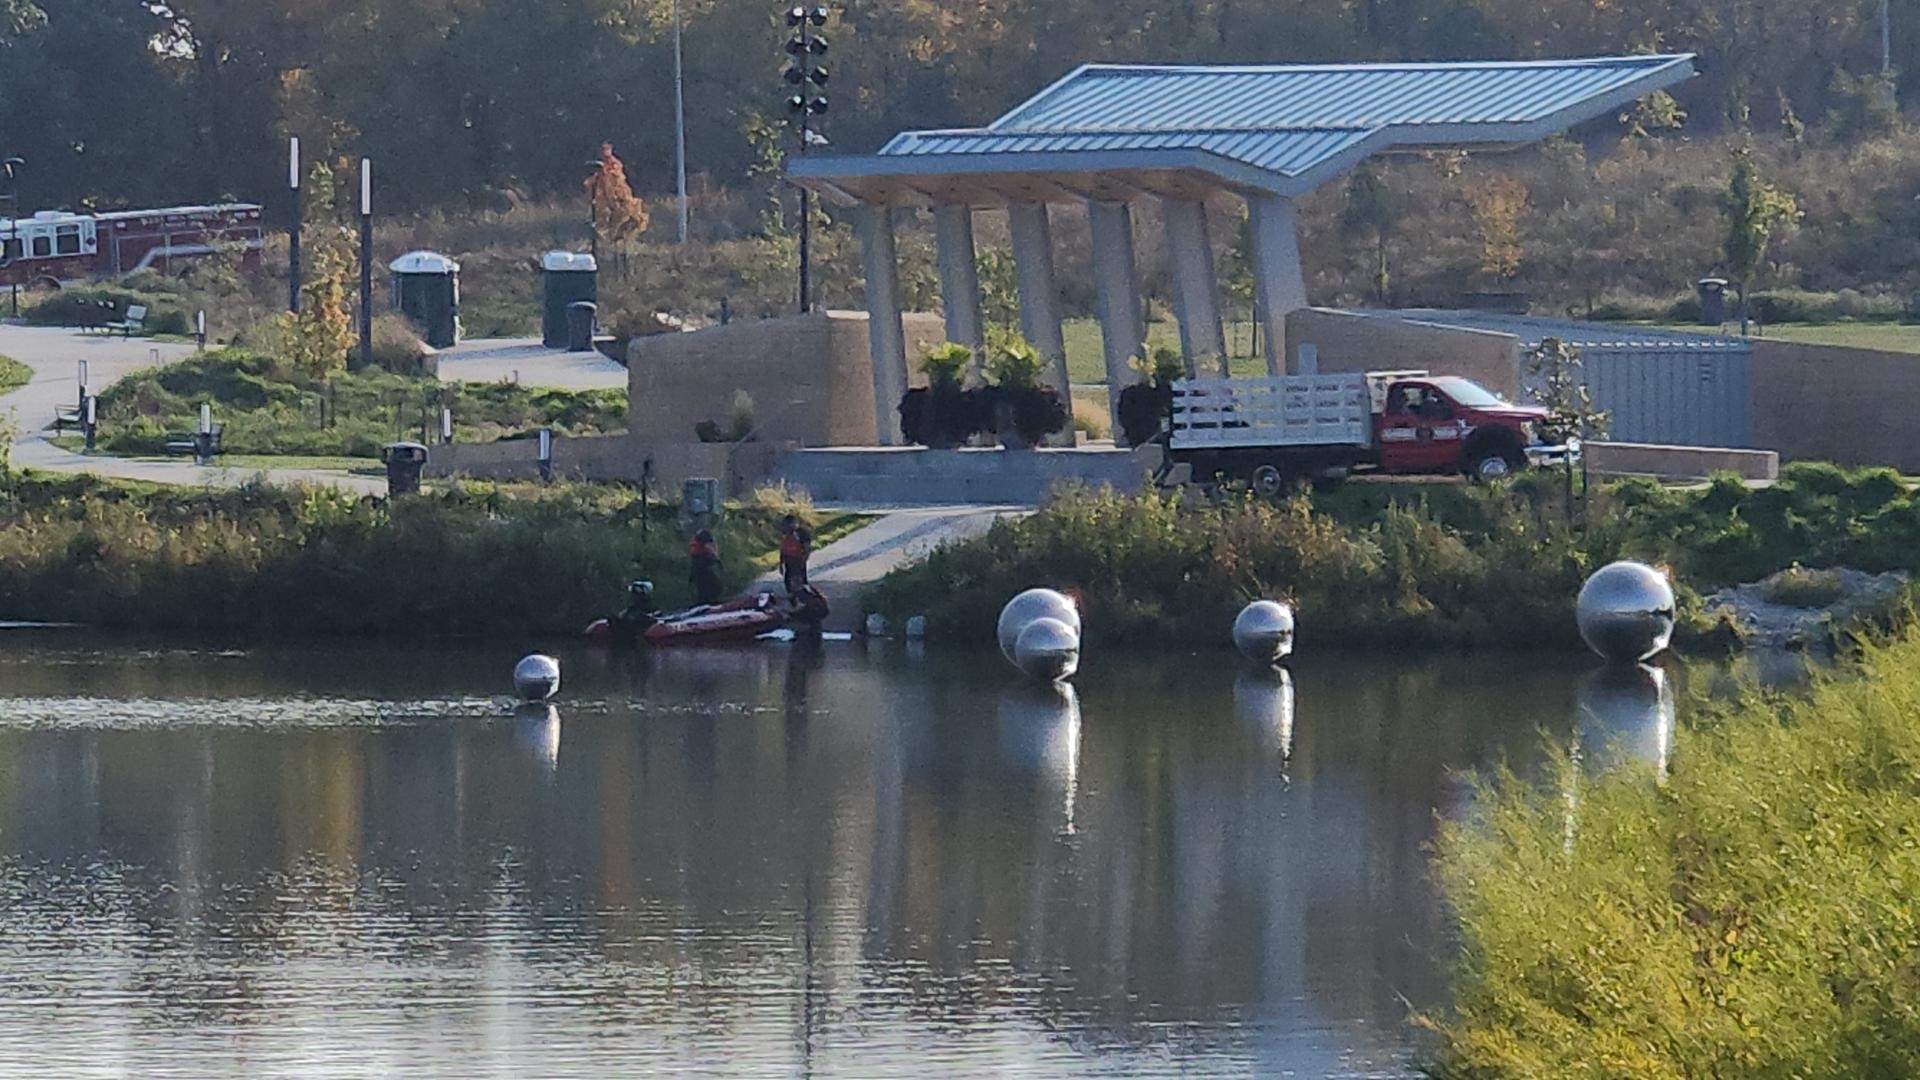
[1162,371,1575,494]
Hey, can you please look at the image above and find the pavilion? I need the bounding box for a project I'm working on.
[788,54,1697,444]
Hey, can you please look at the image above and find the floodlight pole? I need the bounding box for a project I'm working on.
[359,158,374,370]
[674,0,689,244]
[288,137,302,314]
[1,157,20,320]
[1882,0,1893,75]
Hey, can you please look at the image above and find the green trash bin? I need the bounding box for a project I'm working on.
[542,251,598,349]
[390,251,461,349]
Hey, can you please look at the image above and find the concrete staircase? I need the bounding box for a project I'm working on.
[770,445,1151,507]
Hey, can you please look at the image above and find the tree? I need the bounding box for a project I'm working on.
[585,142,651,268]
[278,163,356,379]
[976,248,1019,331]
[1466,175,1529,281]
[1341,163,1395,303]
[1525,337,1609,442]
[1722,145,1800,333]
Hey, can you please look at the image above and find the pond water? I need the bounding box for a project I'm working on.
[0,632,1687,1078]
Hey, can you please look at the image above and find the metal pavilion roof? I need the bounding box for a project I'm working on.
[791,54,1695,207]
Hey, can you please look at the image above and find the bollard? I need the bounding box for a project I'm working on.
[537,427,554,484]
[441,407,454,445]
[82,396,96,453]
[195,403,213,466]
[195,310,207,350]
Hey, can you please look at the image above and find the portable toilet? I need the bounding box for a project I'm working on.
[542,251,598,348]
[390,251,461,349]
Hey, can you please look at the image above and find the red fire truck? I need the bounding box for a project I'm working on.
[0,203,264,289]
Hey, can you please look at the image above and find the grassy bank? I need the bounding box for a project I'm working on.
[90,349,624,459]
[868,463,1920,650]
[0,474,822,636]
[1429,631,1920,1076]
[0,355,27,396]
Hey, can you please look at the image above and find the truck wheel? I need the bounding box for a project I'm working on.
[1470,448,1524,483]
[1249,464,1289,499]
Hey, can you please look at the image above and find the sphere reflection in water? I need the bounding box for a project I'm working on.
[1013,617,1081,683]
[513,703,561,769]
[1233,668,1295,767]
[996,589,1081,663]
[1232,600,1296,664]
[1576,561,1676,663]
[1576,664,1675,777]
[513,654,561,702]
[996,682,1082,832]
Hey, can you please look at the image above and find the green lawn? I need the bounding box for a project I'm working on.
[48,436,373,473]
[0,354,29,395]
[1060,317,1268,384]
[1643,321,1920,355]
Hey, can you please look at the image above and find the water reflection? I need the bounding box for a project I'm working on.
[0,638,1591,1078]
[1576,664,1676,777]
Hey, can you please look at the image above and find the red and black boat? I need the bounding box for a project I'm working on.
[587,584,830,647]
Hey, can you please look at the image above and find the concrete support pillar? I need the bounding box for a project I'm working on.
[859,205,910,446]
[1008,203,1074,446]
[1162,198,1227,377]
[1088,200,1145,439]
[1250,195,1310,376]
[933,205,986,377]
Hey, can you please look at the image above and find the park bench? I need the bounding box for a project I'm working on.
[164,422,224,458]
[52,405,82,433]
[101,304,147,338]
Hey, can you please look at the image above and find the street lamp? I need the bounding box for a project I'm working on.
[673,0,689,244]
[784,4,830,314]
[358,158,373,370]
[1,157,22,319]
[287,137,302,314]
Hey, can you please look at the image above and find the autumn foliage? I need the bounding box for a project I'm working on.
[585,143,650,254]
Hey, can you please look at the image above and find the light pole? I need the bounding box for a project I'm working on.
[287,137,302,314]
[784,5,829,314]
[1,157,22,320]
[359,158,374,370]
[674,0,689,244]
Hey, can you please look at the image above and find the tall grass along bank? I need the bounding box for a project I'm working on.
[0,475,815,637]
[868,463,1920,650]
[1429,631,1920,1077]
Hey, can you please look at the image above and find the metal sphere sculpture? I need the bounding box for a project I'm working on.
[1233,600,1296,663]
[1576,561,1676,663]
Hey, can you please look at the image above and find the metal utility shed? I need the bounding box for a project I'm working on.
[1370,310,1754,448]
[788,54,1698,444]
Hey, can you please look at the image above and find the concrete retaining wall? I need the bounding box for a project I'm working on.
[628,310,946,449]
[1750,339,1920,472]
[772,446,1150,506]
[1287,308,1523,398]
[424,434,790,497]
[1584,441,1779,482]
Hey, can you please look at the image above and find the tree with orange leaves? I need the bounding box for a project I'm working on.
[585,142,651,264]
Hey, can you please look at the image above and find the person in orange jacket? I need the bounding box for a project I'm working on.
[688,528,723,605]
[779,518,812,595]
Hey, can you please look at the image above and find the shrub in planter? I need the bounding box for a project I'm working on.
[979,338,1069,449]
[900,343,982,448]
[1115,345,1186,446]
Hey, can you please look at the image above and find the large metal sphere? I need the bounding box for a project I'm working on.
[1233,600,1296,664]
[1576,664,1675,778]
[1576,561,1676,663]
[1012,616,1080,683]
[997,589,1081,663]
[513,654,562,702]
[1233,668,1295,765]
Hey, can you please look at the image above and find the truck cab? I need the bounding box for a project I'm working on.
[1375,375,1553,481]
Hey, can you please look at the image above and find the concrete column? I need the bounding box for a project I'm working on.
[1250,195,1310,376]
[1088,200,1145,438]
[1007,203,1074,446]
[859,205,910,446]
[932,205,985,377]
[1162,198,1227,377]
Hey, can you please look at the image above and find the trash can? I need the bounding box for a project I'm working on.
[382,441,429,497]
[1697,277,1729,326]
[566,301,598,352]
[542,251,598,348]
[390,251,461,349]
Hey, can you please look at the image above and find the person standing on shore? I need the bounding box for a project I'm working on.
[779,520,812,595]
[688,529,723,605]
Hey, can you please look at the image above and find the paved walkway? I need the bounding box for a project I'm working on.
[753,505,1024,629]
[435,338,628,390]
[0,324,383,493]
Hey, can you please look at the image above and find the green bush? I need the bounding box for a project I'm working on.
[1429,631,1920,1077]
[0,354,27,395]
[0,475,810,634]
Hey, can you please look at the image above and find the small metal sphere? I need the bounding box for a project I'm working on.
[1012,616,1080,683]
[1233,600,1296,663]
[513,654,562,703]
[1576,561,1676,663]
[997,589,1081,663]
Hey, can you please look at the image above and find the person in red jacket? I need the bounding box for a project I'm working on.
[688,529,723,605]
